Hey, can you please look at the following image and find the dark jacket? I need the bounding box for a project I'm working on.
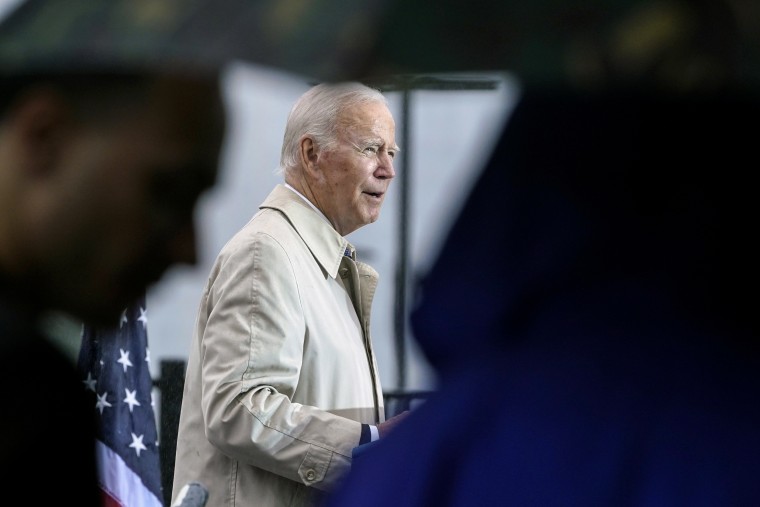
[0,283,101,506]
[322,88,760,506]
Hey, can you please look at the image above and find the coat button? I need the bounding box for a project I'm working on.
[306,470,316,481]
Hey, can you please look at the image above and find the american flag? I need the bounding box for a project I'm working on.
[78,294,164,507]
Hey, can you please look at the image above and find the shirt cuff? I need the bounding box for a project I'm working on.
[359,424,379,445]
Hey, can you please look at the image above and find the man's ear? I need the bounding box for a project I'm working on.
[298,135,319,175]
[6,87,71,177]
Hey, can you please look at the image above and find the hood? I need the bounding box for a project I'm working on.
[410,87,760,374]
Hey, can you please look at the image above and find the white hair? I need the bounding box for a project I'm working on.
[279,81,387,175]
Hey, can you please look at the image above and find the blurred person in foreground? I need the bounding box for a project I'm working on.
[0,55,225,507]
[0,0,407,503]
[323,1,760,506]
[172,81,409,507]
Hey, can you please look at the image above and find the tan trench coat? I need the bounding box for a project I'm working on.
[172,184,385,507]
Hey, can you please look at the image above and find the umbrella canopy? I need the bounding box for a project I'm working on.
[1,0,757,89]
[0,0,389,79]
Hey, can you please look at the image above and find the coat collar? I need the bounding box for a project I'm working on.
[259,184,352,279]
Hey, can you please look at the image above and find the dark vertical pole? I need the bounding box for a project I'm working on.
[394,85,411,390]
[159,359,186,506]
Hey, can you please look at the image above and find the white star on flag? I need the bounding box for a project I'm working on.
[129,432,148,458]
[117,348,133,373]
[95,392,112,414]
[124,388,141,412]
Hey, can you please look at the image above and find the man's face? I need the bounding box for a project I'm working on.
[36,75,225,326]
[311,101,397,236]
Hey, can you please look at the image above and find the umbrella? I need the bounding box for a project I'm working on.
[1,0,757,90]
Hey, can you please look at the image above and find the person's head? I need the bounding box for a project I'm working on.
[280,81,398,236]
[0,70,225,326]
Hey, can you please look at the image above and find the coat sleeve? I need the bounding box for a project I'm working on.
[199,230,361,490]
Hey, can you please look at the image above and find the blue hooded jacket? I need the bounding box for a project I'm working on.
[323,88,760,506]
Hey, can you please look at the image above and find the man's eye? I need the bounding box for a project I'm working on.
[387,150,396,159]
[363,146,379,155]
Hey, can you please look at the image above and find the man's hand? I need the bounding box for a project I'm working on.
[377,410,411,438]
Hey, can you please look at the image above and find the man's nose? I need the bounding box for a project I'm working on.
[377,152,396,178]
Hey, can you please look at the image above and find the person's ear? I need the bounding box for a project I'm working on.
[298,135,320,175]
[7,87,71,177]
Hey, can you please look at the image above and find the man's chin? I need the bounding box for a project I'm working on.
[63,296,137,329]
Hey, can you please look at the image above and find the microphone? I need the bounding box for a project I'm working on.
[172,482,209,507]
